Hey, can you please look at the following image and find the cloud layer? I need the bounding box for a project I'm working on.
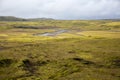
[0,0,120,19]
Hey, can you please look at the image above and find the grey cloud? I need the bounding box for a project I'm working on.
[0,0,120,19]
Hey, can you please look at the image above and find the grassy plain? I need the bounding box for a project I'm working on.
[0,20,120,80]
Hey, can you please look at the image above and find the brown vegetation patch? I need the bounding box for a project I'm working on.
[0,59,13,67]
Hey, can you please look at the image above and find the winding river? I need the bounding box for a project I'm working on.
[33,30,68,36]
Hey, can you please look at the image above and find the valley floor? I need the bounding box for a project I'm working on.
[0,20,120,80]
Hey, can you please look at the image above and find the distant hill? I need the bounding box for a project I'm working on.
[28,18,54,21]
[0,16,27,21]
[0,16,54,21]
[0,16,119,21]
[100,19,120,21]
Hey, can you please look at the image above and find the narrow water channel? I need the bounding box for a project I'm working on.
[33,30,68,36]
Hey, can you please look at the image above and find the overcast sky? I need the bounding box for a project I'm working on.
[0,0,120,19]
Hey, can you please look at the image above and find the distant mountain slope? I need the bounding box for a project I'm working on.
[0,16,119,21]
[0,16,27,21]
[0,16,54,21]
[28,18,54,21]
[100,19,120,21]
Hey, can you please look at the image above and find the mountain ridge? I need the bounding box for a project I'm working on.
[0,16,120,21]
[0,16,55,21]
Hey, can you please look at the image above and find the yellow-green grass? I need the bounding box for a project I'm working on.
[1,28,120,43]
[0,20,120,80]
[77,31,120,39]
[0,20,120,31]
[0,37,120,80]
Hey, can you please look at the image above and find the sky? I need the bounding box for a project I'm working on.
[0,0,120,20]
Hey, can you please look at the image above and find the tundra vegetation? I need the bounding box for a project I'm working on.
[0,20,120,80]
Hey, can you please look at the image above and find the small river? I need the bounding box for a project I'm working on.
[33,30,68,36]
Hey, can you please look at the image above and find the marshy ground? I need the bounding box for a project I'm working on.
[0,20,120,80]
